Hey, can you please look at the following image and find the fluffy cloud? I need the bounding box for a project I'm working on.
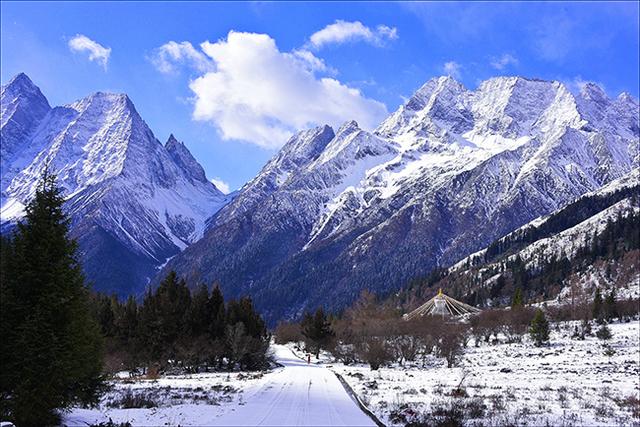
[188,31,388,148]
[149,41,213,74]
[491,53,519,70]
[308,20,398,49]
[210,177,231,194]
[68,35,111,70]
[442,61,462,79]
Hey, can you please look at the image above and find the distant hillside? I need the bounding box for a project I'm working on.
[395,170,640,311]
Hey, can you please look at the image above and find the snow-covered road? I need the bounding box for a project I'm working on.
[65,344,375,426]
[210,344,375,426]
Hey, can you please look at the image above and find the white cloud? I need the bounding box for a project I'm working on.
[149,41,213,74]
[210,177,231,194]
[443,61,462,79]
[188,31,388,148]
[490,53,519,70]
[309,20,398,49]
[68,34,111,70]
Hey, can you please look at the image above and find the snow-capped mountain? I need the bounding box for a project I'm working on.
[1,73,231,295]
[450,168,640,272]
[160,75,638,323]
[395,168,639,310]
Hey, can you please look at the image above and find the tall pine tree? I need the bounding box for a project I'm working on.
[593,287,604,323]
[529,308,550,347]
[301,307,335,358]
[0,170,105,426]
[511,287,524,309]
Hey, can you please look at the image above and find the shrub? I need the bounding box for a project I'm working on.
[435,323,465,368]
[595,325,612,341]
[109,389,158,409]
[359,336,393,370]
[274,321,302,344]
[503,307,535,343]
[90,420,133,427]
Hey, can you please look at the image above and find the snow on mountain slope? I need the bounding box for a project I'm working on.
[412,168,640,310]
[451,168,640,271]
[1,73,52,192]
[516,198,637,266]
[0,74,231,295]
[160,75,638,323]
[209,124,336,224]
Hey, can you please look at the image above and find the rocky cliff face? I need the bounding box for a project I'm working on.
[1,74,232,296]
[159,76,638,323]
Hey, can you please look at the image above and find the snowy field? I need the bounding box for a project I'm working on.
[329,320,640,426]
[64,345,373,426]
[64,369,265,426]
[63,320,639,426]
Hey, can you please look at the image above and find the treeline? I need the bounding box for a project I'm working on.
[1,172,273,426]
[276,289,639,372]
[484,185,639,261]
[399,204,639,309]
[476,209,640,305]
[277,292,480,370]
[91,272,271,373]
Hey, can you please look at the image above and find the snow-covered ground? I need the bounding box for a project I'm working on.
[329,320,640,426]
[64,345,374,426]
[63,321,639,426]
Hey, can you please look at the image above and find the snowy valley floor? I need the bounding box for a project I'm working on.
[64,320,639,426]
[64,345,374,426]
[329,320,640,426]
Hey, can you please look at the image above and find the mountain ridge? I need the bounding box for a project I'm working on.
[1,73,232,295]
[157,75,638,323]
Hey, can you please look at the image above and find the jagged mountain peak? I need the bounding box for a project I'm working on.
[1,74,231,296]
[281,125,334,155]
[219,125,336,216]
[164,134,210,184]
[68,91,137,117]
[1,72,51,120]
[616,91,639,106]
[406,75,466,111]
[165,133,180,146]
[1,73,53,192]
[318,120,394,165]
[2,72,45,96]
[337,120,360,134]
[378,76,619,144]
[416,75,464,92]
[579,81,609,102]
[273,125,335,167]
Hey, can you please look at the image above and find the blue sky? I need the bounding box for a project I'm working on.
[2,2,638,192]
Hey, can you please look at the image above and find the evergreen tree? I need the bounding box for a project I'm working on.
[227,296,267,339]
[511,287,524,309]
[604,289,617,322]
[137,271,191,363]
[301,307,335,358]
[225,297,270,370]
[208,284,226,340]
[0,170,105,426]
[529,309,550,347]
[593,288,604,323]
[188,283,211,337]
